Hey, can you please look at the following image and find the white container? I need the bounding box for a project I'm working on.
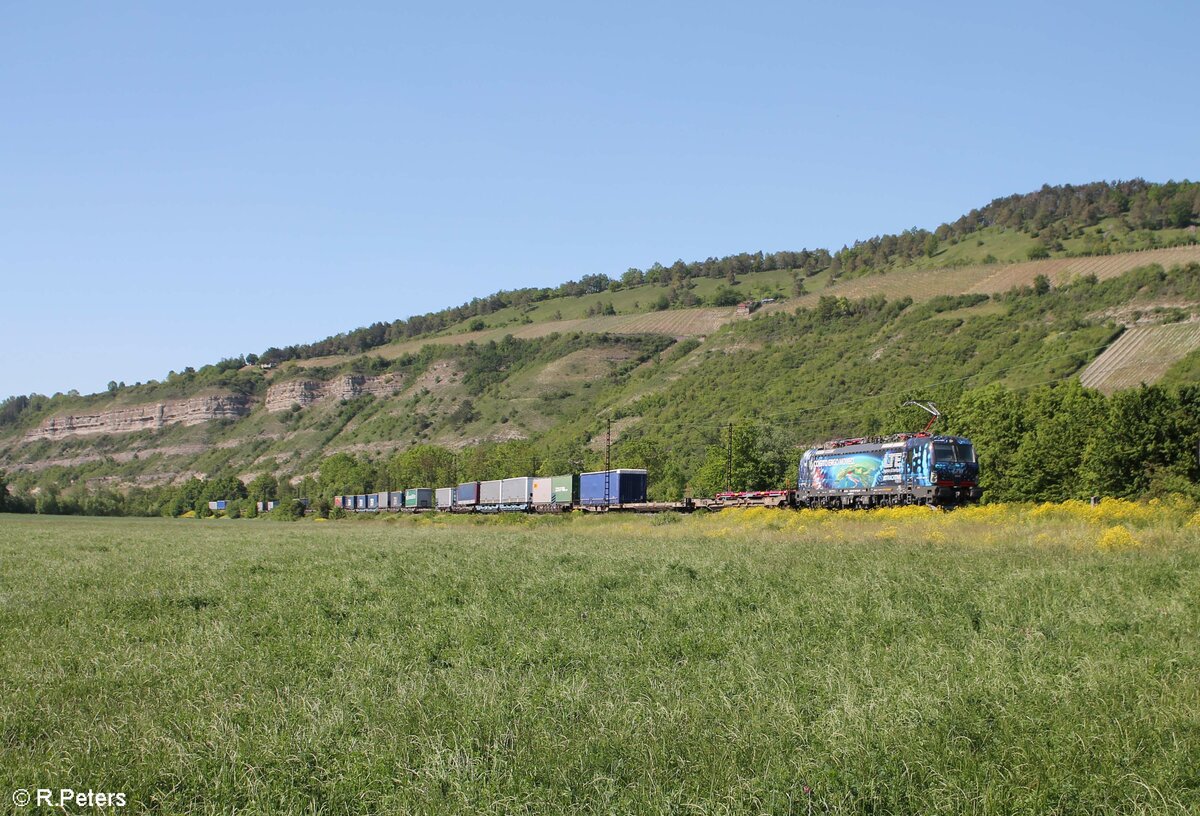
[532,477,553,504]
[435,487,456,509]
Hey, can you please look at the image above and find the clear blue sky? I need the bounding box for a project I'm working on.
[2,1,1197,398]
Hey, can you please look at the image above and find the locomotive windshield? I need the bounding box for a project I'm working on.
[933,441,975,463]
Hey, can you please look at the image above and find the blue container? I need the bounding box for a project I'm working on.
[456,481,480,506]
[579,469,648,506]
[367,493,380,510]
[354,495,367,511]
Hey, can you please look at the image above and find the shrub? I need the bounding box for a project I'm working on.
[1096,525,1141,551]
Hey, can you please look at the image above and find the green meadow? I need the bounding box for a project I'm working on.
[0,508,1197,814]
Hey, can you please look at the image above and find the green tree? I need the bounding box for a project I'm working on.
[202,476,247,502]
[791,273,807,297]
[246,473,279,503]
[690,425,785,496]
[1007,382,1105,501]
[387,444,458,488]
[319,452,376,495]
[709,286,741,307]
[944,384,1028,501]
[1081,385,1191,497]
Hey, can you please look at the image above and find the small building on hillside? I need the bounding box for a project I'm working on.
[735,301,760,316]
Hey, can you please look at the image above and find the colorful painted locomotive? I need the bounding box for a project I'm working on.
[798,433,981,508]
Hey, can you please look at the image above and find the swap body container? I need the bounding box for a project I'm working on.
[532,477,553,505]
[207,500,228,511]
[333,496,344,509]
[405,488,434,509]
[388,491,406,509]
[354,495,368,511]
[366,492,383,510]
[579,469,648,506]
[456,481,480,506]
[550,474,578,505]
[435,487,456,509]
[479,480,503,505]
[501,477,534,506]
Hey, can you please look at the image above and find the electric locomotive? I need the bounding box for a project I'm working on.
[798,432,981,508]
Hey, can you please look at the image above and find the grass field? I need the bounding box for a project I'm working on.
[1,508,1198,814]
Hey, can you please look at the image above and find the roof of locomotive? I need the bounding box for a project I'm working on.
[804,433,971,454]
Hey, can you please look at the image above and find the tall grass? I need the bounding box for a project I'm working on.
[0,510,1196,814]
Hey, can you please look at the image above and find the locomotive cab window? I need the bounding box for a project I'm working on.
[933,442,976,463]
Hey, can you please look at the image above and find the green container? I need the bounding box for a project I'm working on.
[405,488,433,508]
[550,474,578,505]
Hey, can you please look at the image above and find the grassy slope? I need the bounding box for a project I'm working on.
[0,511,1196,814]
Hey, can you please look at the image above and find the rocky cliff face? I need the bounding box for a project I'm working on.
[264,374,397,412]
[24,394,252,442]
[19,375,401,443]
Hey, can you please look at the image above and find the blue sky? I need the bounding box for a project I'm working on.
[2,1,1197,398]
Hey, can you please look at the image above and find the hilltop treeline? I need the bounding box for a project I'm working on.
[833,179,1200,276]
[255,249,831,365]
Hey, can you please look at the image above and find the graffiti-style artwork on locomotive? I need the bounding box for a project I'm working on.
[807,447,905,490]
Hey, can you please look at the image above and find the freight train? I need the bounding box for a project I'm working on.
[332,469,656,514]
[327,431,982,515]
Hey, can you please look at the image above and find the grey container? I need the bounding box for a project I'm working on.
[501,477,534,504]
[531,477,553,504]
[435,487,456,509]
[479,479,503,505]
[389,491,406,509]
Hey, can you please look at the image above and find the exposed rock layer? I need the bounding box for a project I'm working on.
[264,375,397,413]
[24,394,252,442]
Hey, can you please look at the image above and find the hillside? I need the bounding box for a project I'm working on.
[2,180,1200,507]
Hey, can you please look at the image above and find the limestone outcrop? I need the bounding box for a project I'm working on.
[263,374,397,413]
[24,394,252,442]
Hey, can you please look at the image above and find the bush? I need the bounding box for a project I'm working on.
[268,500,307,521]
[1095,525,1141,551]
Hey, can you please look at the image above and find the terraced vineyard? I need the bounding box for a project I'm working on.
[1079,321,1200,394]
[963,245,1200,293]
[770,245,1200,314]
